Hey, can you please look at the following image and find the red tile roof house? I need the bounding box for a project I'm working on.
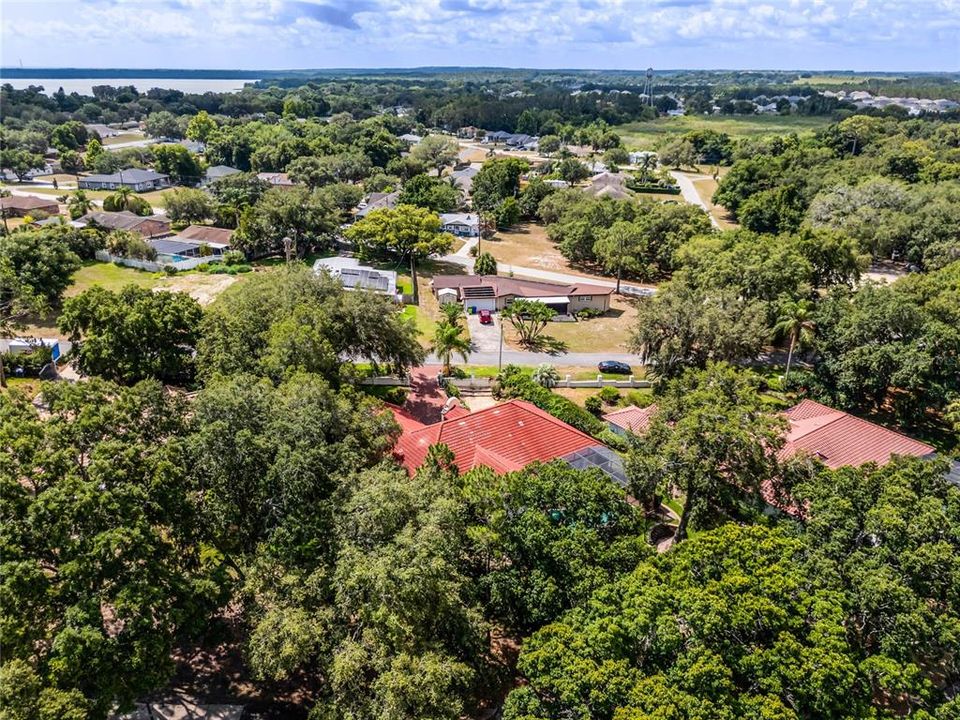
[603,405,658,436]
[430,275,613,316]
[605,399,940,515]
[777,399,935,468]
[391,398,628,485]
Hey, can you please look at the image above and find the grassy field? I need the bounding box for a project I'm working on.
[19,262,242,338]
[0,377,42,399]
[686,172,739,229]
[616,114,833,151]
[103,132,147,146]
[67,261,163,296]
[506,295,639,353]
[485,223,642,287]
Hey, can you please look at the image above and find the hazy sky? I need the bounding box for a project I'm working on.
[1,0,958,72]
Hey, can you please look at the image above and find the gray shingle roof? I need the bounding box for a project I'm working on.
[82,168,168,184]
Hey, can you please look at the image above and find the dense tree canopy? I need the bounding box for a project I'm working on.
[0,380,222,719]
[58,285,202,384]
[197,267,424,380]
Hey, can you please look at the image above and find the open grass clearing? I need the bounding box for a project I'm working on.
[34,173,80,185]
[500,295,639,354]
[102,132,147,146]
[68,261,164,296]
[0,377,42,399]
[687,174,739,230]
[485,222,631,285]
[0,185,68,198]
[616,114,833,151]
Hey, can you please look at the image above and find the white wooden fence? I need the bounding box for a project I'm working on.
[445,374,652,389]
[94,251,213,272]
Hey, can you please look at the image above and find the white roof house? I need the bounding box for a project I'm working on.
[439,212,480,237]
[313,256,398,296]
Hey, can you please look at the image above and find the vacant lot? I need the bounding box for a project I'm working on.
[485,223,629,285]
[616,115,833,151]
[502,294,639,353]
[67,261,163,296]
[20,263,241,338]
[1,184,169,209]
[103,132,147,146]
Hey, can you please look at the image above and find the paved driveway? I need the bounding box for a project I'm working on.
[466,313,502,353]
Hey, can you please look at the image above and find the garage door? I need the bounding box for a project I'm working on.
[465,298,497,313]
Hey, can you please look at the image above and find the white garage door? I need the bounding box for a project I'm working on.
[465,298,497,312]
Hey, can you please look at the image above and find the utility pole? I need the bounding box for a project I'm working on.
[498,316,504,371]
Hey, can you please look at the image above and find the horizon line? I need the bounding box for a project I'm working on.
[2,66,957,75]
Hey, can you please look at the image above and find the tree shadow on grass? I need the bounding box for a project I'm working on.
[520,335,569,355]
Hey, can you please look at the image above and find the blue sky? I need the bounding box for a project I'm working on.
[1,0,957,72]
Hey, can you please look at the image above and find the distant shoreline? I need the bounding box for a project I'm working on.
[0,68,266,80]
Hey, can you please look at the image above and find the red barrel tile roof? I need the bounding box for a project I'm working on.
[602,404,658,433]
[778,399,934,469]
[393,399,600,475]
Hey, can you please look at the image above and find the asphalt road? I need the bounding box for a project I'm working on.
[426,349,642,368]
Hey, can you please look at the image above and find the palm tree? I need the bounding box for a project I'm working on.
[636,152,657,183]
[67,189,94,219]
[431,320,474,375]
[773,299,816,383]
[440,302,465,327]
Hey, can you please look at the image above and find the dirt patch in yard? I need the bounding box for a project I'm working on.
[486,223,571,273]
[156,273,239,305]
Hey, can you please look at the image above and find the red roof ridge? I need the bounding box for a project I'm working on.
[786,399,934,451]
[503,399,600,443]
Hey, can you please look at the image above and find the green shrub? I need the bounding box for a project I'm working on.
[584,395,602,415]
[622,389,655,407]
[599,386,620,404]
[222,250,246,265]
[576,307,604,319]
[235,265,252,273]
[597,428,629,452]
[163,265,178,276]
[496,365,604,437]
[2,347,52,377]
[444,381,462,398]
[532,363,560,388]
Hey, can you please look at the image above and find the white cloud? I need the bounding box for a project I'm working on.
[0,0,956,70]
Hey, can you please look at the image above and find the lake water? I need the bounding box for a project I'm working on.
[1,78,255,95]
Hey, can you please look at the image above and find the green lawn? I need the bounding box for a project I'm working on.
[0,184,169,209]
[0,377,42,399]
[66,261,164,297]
[401,305,437,345]
[616,114,833,151]
[103,132,146,146]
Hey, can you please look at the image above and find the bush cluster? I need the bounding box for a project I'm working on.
[495,365,604,437]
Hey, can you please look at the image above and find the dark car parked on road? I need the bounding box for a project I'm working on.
[598,360,632,375]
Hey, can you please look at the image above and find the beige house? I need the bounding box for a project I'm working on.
[431,275,612,315]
